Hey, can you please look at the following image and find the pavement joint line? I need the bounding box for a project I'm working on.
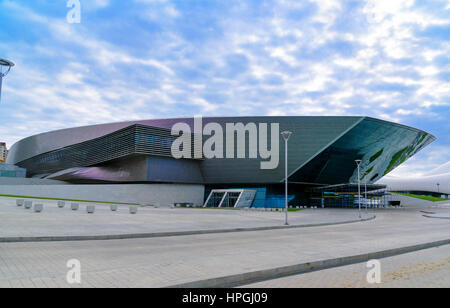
[0,215,376,243]
[167,238,450,288]
[423,215,450,220]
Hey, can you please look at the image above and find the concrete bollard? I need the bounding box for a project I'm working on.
[24,201,33,209]
[86,205,95,214]
[24,200,33,209]
[58,201,65,208]
[129,205,138,214]
[16,199,25,207]
[34,204,43,213]
[71,203,79,211]
[110,204,118,212]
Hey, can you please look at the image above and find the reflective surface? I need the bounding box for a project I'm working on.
[290,117,434,184]
[7,117,435,186]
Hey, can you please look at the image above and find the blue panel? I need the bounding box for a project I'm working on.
[147,156,203,183]
[0,164,26,178]
[264,194,296,208]
[251,188,267,208]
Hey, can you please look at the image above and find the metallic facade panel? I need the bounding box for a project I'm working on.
[7,116,435,185]
[16,124,199,177]
[290,117,435,184]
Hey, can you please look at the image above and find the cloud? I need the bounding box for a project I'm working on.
[0,0,449,176]
[388,144,450,178]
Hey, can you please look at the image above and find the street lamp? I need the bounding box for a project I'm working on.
[365,178,368,213]
[281,131,293,226]
[0,58,14,103]
[437,183,440,194]
[355,160,362,219]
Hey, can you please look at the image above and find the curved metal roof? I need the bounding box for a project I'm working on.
[7,116,436,185]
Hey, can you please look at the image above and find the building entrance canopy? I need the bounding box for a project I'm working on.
[204,189,257,208]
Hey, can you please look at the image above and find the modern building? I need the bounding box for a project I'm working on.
[0,142,27,178]
[6,116,435,207]
[0,142,7,163]
[0,163,26,178]
[381,162,450,199]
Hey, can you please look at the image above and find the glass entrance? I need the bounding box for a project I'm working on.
[204,189,257,208]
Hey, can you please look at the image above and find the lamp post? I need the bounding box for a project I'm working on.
[437,183,440,195]
[355,160,362,219]
[281,131,293,226]
[0,58,14,103]
[365,178,368,213]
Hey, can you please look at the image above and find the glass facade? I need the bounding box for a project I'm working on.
[204,185,297,208]
[0,164,26,178]
[289,118,433,185]
[309,184,389,208]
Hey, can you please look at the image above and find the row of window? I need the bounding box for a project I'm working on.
[135,134,173,149]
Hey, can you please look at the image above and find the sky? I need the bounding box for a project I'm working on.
[0,0,449,178]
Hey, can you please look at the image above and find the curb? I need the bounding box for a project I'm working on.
[168,238,450,288]
[423,214,450,220]
[0,215,376,243]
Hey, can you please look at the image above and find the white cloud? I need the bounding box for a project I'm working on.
[0,0,449,174]
[389,145,450,178]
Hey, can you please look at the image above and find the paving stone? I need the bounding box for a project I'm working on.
[0,197,449,288]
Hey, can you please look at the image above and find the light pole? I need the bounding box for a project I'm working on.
[355,160,362,219]
[437,183,440,194]
[365,178,368,213]
[281,131,293,226]
[0,58,14,103]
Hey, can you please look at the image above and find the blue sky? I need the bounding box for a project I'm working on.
[0,0,449,177]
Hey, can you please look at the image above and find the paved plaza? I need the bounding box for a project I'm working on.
[0,196,372,238]
[0,203,449,288]
[243,244,450,288]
